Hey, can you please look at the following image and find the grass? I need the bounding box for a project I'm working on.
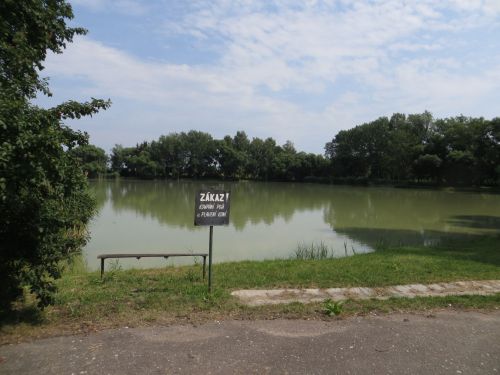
[1,235,499,344]
[217,236,500,289]
[294,241,332,259]
[293,241,359,259]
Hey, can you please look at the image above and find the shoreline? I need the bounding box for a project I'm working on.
[1,236,499,344]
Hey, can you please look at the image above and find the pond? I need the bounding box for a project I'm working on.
[84,180,500,270]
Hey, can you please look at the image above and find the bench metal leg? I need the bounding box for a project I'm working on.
[100,258,104,279]
[202,256,206,280]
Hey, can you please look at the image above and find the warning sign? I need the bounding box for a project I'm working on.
[194,190,231,226]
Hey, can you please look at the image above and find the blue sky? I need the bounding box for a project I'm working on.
[40,0,500,153]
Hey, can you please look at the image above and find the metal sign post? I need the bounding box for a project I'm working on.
[208,225,213,292]
[194,190,230,292]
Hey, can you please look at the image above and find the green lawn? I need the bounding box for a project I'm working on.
[1,236,499,343]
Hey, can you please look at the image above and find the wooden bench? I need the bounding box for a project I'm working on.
[97,253,208,279]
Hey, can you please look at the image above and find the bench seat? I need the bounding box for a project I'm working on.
[97,253,208,279]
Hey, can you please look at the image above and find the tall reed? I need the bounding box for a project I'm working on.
[293,241,332,260]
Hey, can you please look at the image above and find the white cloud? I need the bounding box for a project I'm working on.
[44,0,500,152]
[162,0,500,95]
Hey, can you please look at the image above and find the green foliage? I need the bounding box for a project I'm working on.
[0,0,110,309]
[216,133,248,179]
[325,112,500,186]
[0,0,86,99]
[413,154,442,181]
[69,144,108,178]
[108,111,499,186]
[323,299,344,316]
[110,131,328,182]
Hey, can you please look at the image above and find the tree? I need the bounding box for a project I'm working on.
[127,149,163,179]
[216,136,245,179]
[325,126,373,178]
[110,144,128,173]
[153,134,188,179]
[182,131,217,178]
[413,154,442,182]
[69,144,108,178]
[325,112,499,187]
[248,137,279,180]
[231,131,251,178]
[0,1,110,308]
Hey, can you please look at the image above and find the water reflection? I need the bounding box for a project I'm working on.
[322,188,500,246]
[85,180,500,270]
[105,180,326,230]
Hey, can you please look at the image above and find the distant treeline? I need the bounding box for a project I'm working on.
[326,112,500,186]
[74,131,329,181]
[72,112,500,186]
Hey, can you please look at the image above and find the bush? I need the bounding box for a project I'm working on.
[0,1,110,308]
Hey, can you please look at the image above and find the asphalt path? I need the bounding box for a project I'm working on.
[1,311,499,374]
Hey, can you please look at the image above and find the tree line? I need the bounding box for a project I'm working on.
[77,131,329,181]
[325,112,500,186]
[77,112,500,186]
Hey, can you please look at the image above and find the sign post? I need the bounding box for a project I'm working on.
[208,225,213,292]
[194,190,230,292]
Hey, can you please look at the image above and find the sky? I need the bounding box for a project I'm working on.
[39,0,500,154]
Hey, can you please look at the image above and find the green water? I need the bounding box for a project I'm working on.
[84,180,500,270]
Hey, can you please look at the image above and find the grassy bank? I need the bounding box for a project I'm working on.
[1,236,499,343]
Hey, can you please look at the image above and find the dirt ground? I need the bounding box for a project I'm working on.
[1,310,499,374]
